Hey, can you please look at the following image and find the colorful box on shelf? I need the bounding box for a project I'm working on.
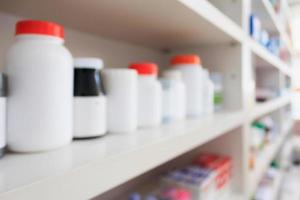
[250,14,262,42]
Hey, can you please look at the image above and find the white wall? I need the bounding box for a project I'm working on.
[0,12,165,70]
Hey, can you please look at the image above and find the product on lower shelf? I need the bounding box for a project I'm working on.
[73,57,106,138]
[251,116,277,152]
[254,163,281,200]
[128,153,232,200]
[161,166,216,200]
[249,116,278,169]
[129,187,192,200]
[193,153,232,199]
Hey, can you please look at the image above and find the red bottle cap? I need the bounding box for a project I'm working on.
[129,62,158,75]
[170,54,201,65]
[15,20,64,39]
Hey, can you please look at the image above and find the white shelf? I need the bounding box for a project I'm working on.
[0,110,244,199]
[251,96,291,120]
[0,0,295,199]
[0,0,292,77]
[0,0,244,48]
[249,38,292,76]
[261,0,293,53]
[248,120,292,196]
[270,171,283,200]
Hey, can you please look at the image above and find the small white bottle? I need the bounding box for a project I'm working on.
[159,78,174,123]
[170,55,204,118]
[202,69,214,116]
[5,20,73,152]
[0,74,7,158]
[162,70,186,120]
[129,63,162,128]
[102,69,137,133]
[73,58,106,138]
[210,73,223,111]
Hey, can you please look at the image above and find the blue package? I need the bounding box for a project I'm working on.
[250,14,255,36]
[250,14,261,41]
[145,195,158,200]
[129,192,141,200]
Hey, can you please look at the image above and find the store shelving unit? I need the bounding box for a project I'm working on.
[248,120,292,196]
[261,0,293,53]
[0,0,294,199]
[0,111,245,199]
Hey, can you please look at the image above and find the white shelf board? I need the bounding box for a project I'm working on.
[248,120,292,196]
[270,170,283,200]
[230,193,244,200]
[0,0,243,49]
[261,0,293,53]
[249,38,292,77]
[0,110,244,200]
[250,96,291,121]
[252,0,293,53]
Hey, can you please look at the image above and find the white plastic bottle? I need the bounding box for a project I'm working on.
[162,70,186,120]
[159,78,174,123]
[170,55,204,118]
[0,74,7,158]
[210,73,223,111]
[5,20,73,152]
[102,69,137,133]
[202,69,214,116]
[129,63,162,128]
[73,58,106,138]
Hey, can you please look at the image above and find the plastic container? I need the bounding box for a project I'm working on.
[0,74,7,158]
[159,79,174,123]
[73,57,106,138]
[250,14,261,42]
[210,73,223,111]
[170,55,204,118]
[5,20,73,152]
[202,69,214,115]
[129,63,162,128]
[102,69,137,133]
[163,70,186,120]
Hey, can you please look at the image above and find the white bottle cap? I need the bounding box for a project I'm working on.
[74,57,103,69]
[162,70,182,81]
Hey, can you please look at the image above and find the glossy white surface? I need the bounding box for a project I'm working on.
[0,110,244,199]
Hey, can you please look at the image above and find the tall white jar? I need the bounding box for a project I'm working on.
[170,55,204,118]
[102,69,137,133]
[129,63,162,128]
[0,74,7,158]
[73,58,106,138]
[5,20,73,152]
